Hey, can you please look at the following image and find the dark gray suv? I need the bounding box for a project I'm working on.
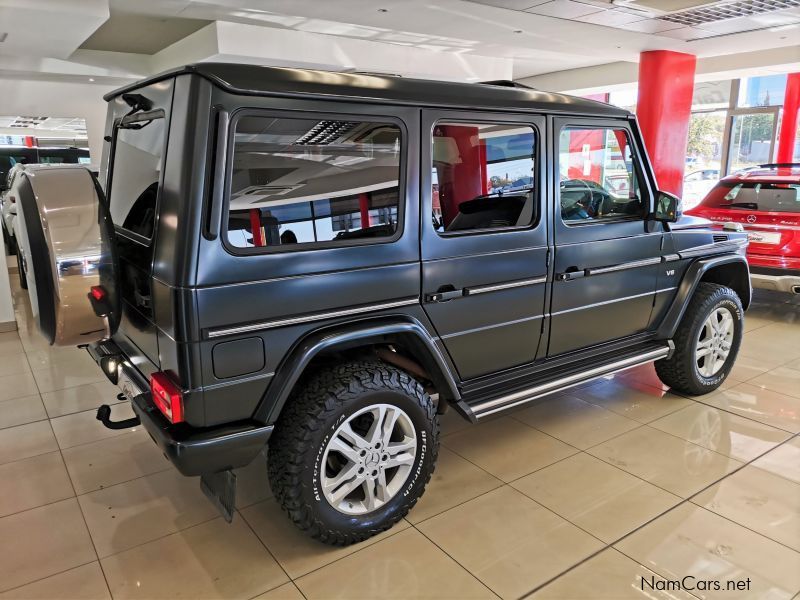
[16,63,750,546]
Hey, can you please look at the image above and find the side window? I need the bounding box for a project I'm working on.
[432,122,536,234]
[226,115,403,250]
[108,117,167,240]
[558,127,644,224]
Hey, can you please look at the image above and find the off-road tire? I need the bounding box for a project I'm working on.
[267,361,439,546]
[656,282,743,395]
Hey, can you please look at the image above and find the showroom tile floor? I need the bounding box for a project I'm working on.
[0,276,799,600]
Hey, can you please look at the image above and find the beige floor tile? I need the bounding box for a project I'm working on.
[513,394,640,450]
[78,469,219,557]
[439,408,473,436]
[573,379,692,424]
[701,382,800,434]
[253,582,305,600]
[693,466,800,552]
[0,451,74,517]
[750,366,800,400]
[101,517,288,600]
[0,498,96,593]
[417,486,603,599]
[587,426,742,498]
[240,497,410,579]
[613,363,671,391]
[41,380,122,418]
[648,403,791,462]
[0,394,47,430]
[0,353,31,378]
[50,404,138,449]
[0,334,24,358]
[443,417,577,483]
[31,359,107,394]
[739,323,800,363]
[25,346,95,370]
[0,371,39,403]
[727,354,782,383]
[61,429,170,495]
[407,446,502,524]
[530,548,697,599]
[295,528,494,600]
[0,420,58,465]
[751,438,800,485]
[512,453,681,544]
[616,503,800,599]
[0,561,110,600]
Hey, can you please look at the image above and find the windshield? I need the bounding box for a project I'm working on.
[700,181,800,213]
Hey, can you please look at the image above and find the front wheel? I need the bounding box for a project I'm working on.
[267,361,439,546]
[656,282,743,395]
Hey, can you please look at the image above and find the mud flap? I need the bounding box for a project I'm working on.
[200,470,237,523]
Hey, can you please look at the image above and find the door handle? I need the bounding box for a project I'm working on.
[556,267,587,281]
[425,286,464,303]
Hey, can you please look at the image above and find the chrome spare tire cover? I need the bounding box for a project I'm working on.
[15,165,118,346]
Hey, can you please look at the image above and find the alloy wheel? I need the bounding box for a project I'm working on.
[695,307,734,378]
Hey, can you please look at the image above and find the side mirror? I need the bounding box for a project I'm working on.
[652,191,682,223]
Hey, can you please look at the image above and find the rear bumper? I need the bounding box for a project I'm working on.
[88,340,272,476]
[130,393,273,476]
[749,266,800,294]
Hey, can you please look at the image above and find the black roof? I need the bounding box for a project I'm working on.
[105,63,630,118]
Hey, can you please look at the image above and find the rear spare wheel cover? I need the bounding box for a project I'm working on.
[17,166,118,346]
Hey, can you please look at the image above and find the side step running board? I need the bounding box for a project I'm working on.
[469,344,672,419]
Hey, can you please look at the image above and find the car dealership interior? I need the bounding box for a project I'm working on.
[1,1,799,599]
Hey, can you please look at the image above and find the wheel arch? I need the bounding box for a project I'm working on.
[253,317,462,425]
[657,253,751,340]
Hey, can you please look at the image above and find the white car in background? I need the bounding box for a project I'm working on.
[683,168,720,210]
[1,163,28,256]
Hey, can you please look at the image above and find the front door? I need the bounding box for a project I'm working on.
[548,119,663,356]
[420,110,548,380]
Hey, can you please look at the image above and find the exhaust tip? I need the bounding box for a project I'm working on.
[792,286,800,295]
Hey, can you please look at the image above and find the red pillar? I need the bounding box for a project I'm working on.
[776,73,800,165]
[636,50,696,197]
[435,125,486,227]
[358,193,372,229]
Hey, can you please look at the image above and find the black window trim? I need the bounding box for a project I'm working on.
[557,123,651,228]
[105,110,170,247]
[429,117,541,238]
[220,107,409,257]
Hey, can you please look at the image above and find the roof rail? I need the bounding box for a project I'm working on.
[480,80,536,90]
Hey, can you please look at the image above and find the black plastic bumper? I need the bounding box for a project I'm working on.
[131,392,273,476]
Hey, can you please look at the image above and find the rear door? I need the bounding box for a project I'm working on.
[548,119,662,356]
[103,80,174,368]
[420,110,548,380]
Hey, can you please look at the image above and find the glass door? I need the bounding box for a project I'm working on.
[724,108,779,174]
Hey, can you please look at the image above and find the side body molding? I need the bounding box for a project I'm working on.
[657,254,751,340]
[253,318,462,425]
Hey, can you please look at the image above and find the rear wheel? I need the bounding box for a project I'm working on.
[656,283,743,395]
[267,361,439,546]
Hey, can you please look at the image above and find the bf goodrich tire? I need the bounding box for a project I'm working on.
[656,283,743,396]
[267,361,439,546]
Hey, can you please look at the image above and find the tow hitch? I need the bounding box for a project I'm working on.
[96,404,142,430]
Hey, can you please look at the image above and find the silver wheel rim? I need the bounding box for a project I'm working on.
[695,307,734,378]
[321,403,417,515]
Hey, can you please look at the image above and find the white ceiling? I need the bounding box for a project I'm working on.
[0,0,798,85]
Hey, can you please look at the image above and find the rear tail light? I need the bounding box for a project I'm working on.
[150,372,184,423]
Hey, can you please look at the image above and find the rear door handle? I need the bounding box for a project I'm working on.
[425,287,464,302]
[556,267,587,281]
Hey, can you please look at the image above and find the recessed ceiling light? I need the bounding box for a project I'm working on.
[88,78,95,82]
[377,8,388,12]
[513,29,523,33]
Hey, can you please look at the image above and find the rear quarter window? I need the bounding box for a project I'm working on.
[701,181,800,213]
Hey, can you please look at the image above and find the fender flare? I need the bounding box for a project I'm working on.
[657,253,751,340]
[253,317,461,425]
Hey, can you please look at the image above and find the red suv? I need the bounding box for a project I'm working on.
[687,163,800,295]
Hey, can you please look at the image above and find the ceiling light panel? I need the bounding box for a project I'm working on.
[659,0,800,25]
